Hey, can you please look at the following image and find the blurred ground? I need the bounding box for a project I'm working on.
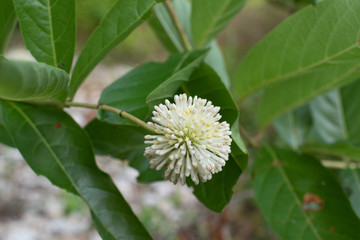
[0,0,294,239]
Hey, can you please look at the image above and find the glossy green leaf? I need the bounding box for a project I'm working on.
[301,142,360,162]
[236,0,360,100]
[0,106,14,147]
[13,0,76,72]
[191,0,246,47]
[85,119,163,183]
[253,147,360,240]
[273,105,313,149]
[69,0,157,98]
[149,0,231,87]
[0,101,152,240]
[0,59,69,102]
[187,155,242,212]
[184,64,248,211]
[340,168,360,218]
[98,50,206,125]
[0,0,16,54]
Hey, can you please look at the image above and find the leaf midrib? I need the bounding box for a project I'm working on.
[8,102,117,239]
[265,146,322,240]
[260,62,360,127]
[242,42,360,99]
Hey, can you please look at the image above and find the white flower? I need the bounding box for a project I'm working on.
[144,93,232,185]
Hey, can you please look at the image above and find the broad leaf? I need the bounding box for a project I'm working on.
[98,50,206,125]
[85,119,163,183]
[236,0,360,99]
[299,80,360,161]
[237,0,360,126]
[273,105,313,149]
[0,101,152,240]
[187,155,242,212]
[69,0,158,98]
[0,59,69,102]
[149,0,231,87]
[13,0,76,73]
[191,0,246,47]
[0,0,16,54]
[340,168,360,218]
[253,147,360,240]
[184,64,248,211]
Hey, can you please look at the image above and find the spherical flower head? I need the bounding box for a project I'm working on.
[144,93,232,185]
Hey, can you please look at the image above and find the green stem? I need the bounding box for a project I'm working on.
[64,101,156,133]
[164,0,192,51]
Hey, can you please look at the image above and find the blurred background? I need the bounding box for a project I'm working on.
[0,0,310,239]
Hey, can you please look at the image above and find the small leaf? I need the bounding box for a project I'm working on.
[191,0,246,47]
[0,59,69,102]
[98,50,206,125]
[0,0,16,54]
[236,0,360,100]
[253,147,360,240]
[0,101,152,240]
[340,168,360,218]
[69,0,157,98]
[85,119,163,183]
[13,0,76,72]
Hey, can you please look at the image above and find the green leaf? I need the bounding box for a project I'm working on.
[301,142,360,162]
[0,101,152,240]
[0,106,14,147]
[149,1,231,87]
[204,41,230,88]
[0,59,69,102]
[191,0,246,47]
[340,168,360,218]
[187,155,242,212]
[98,50,206,125]
[13,0,76,73]
[257,69,360,128]
[236,0,360,99]
[85,119,163,183]
[184,63,248,211]
[273,105,313,149]
[309,79,360,144]
[149,0,191,52]
[69,0,157,98]
[253,147,360,240]
[0,0,16,54]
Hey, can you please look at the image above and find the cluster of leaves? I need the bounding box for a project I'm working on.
[0,0,248,239]
[1,0,360,239]
[236,0,360,238]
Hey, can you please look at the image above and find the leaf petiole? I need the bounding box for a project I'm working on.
[64,101,156,133]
